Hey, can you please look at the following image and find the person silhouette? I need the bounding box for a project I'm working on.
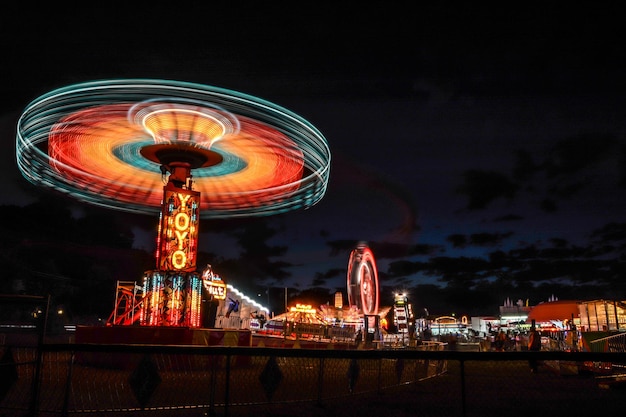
[528,325,542,373]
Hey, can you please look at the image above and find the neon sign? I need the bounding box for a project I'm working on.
[201,264,227,300]
[290,304,316,314]
[205,280,226,300]
[156,187,200,271]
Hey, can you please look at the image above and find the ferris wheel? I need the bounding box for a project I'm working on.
[346,242,379,316]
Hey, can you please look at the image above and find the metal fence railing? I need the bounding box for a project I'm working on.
[1,343,626,417]
[590,331,626,353]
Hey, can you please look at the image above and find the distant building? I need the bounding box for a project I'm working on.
[499,297,532,327]
[470,316,499,335]
[525,299,626,332]
[578,299,626,331]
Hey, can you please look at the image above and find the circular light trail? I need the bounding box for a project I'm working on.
[16,79,331,218]
[347,243,379,316]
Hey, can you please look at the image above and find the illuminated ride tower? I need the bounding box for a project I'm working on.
[16,79,331,330]
[139,158,206,327]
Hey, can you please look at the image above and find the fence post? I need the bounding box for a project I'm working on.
[61,351,75,417]
[460,358,466,417]
[206,351,217,417]
[223,350,232,417]
[377,358,383,394]
[316,357,324,406]
[29,294,50,417]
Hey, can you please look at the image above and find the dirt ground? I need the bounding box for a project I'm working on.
[219,360,626,417]
[2,350,625,417]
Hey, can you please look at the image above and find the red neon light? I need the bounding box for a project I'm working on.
[156,186,200,272]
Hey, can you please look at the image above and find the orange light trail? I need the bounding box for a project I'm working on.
[16,79,331,218]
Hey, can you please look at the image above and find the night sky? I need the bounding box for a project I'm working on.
[2,4,626,315]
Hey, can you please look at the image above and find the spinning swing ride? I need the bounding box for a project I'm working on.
[16,79,331,328]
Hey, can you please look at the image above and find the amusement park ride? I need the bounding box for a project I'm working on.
[15,79,381,342]
[347,243,381,337]
[16,79,329,340]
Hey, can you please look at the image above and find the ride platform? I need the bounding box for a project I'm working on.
[74,325,251,369]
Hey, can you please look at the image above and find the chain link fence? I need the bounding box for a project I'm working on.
[1,342,626,417]
[2,295,626,416]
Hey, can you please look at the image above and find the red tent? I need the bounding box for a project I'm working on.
[526,300,581,323]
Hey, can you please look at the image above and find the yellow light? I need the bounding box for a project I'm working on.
[290,303,316,314]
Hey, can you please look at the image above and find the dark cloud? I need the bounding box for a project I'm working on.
[447,232,514,248]
[456,170,519,210]
[543,134,618,177]
[386,260,428,279]
[494,214,524,222]
[311,269,345,288]
[590,222,626,243]
[447,234,467,248]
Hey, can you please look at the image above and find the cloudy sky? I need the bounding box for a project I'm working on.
[2,4,626,310]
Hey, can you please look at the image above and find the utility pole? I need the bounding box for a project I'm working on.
[284,287,288,312]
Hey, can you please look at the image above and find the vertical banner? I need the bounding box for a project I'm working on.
[156,185,200,272]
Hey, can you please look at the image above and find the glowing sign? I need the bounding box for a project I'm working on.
[290,304,316,314]
[205,280,226,300]
[201,264,227,300]
[156,186,200,271]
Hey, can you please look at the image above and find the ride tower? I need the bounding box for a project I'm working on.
[140,160,202,327]
[137,136,225,327]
